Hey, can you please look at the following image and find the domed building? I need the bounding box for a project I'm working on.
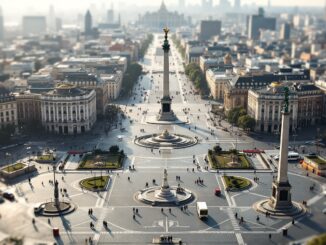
[137,1,189,31]
[0,85,17,130]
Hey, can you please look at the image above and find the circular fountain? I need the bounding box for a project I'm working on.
[134,129,198,149]
[136,168,194,206]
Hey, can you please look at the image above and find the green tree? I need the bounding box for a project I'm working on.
[213,145,222,154]
[120,62,142,97]
[237,115,256,131]
[227,107,246,125]
[109,145,120,153]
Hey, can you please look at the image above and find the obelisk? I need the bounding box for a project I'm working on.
[157,27,176,121]
[269,87,293,209]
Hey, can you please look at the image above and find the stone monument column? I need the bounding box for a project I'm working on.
[157,27,176,122]
[163,28,170,98]
[269,87,292,209]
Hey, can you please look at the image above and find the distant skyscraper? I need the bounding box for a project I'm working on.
[234,0,241,9]
[0,7,4,41]
[48,5,56,32]
[179,0,185,9]
[202,0,213,9]
[107,4,114,23]
[280,23,291,40]
[84,10,92,35]
[199,20,221,41]
[22,16,47,36]
[247,8,276,40]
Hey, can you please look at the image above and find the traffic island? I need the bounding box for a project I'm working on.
[222,175,252,191]
[207,147,253,169]
[79,176,110,192]
[78,148,124,170]
[35,201,76,217]
[0,162,37,180]
[137,169,194,206]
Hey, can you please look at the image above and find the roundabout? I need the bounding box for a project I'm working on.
[136,168,194,206]
[134,129,198,149]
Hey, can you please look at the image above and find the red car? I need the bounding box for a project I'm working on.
[215,188,221,196]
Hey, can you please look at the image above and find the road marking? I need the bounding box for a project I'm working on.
[165,216,168,233]
[235,232,245,245]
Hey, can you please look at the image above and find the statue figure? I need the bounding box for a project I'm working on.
[284,87,289,113]
[163,27,169,40]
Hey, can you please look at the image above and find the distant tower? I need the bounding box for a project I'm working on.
[48,5,56,32]
[324,0,326,21]
[234,0,241,9]
[0,6,3,41]
[267,0,271,8]
[179,0,186,9]
[280,23,291,40]
[84,10,92,35]
[107,3,114,24]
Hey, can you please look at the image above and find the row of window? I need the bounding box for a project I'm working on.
[0,111,15,116]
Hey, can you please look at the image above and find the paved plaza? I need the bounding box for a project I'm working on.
[0,34,325,245]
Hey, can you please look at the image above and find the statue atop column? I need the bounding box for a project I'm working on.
[283,87,289,113]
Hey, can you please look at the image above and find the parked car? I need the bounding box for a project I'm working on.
[0,196,4,204]
[215,188,221,196]
[3,192,15,201]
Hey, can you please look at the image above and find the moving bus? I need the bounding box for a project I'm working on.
[196,202,208,219]
[273,151,300,161]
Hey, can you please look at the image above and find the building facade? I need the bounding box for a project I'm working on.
[247,83,298,133]
[22,16,47,36]
[138,2,188,31]
[40,84,96,135]
[101,71,123,100]
[62,71,108,115]
[0,86,18,130]
[247,83,323,133]
[247,9,276,40]
[16,92,42,126]
[199,20,222,41]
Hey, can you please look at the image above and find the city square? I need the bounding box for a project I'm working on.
[0,31,325,245]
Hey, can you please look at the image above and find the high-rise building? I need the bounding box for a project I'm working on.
[84,10,92,35]
[0,7,4,41]
[247,8,276,40]
[280,23,291,40]
[234,0,241,9]
[179,0,185,9]
[107,4,114,23]
[199,20,222,41]
[48,5,56,32]
[202,0,213,9]
[22,16,47,36]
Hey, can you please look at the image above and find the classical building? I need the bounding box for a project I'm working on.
[137,1,188,31]
[247,83,323,133]
[62,71,108,115]
[101,71,123,100]
[247,83,298,133]
[40,84,96,135]
[206,69,235,101]
[0,85,18,129]
[15,92,42,126]
[224,68,310,112]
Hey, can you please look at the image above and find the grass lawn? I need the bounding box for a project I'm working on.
[307,233,326,245]
[78,153,123,169]
[223,176,251,191]
[80,176,109,191]
[209,152,252,169]
[36,154,54,161]
[307,156,326,165]
[2,163,26,173]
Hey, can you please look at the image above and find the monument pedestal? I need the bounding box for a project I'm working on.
[157,96,177,121]
[269,180,292,209]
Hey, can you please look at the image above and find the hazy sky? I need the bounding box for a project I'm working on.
[0,0,324,11]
